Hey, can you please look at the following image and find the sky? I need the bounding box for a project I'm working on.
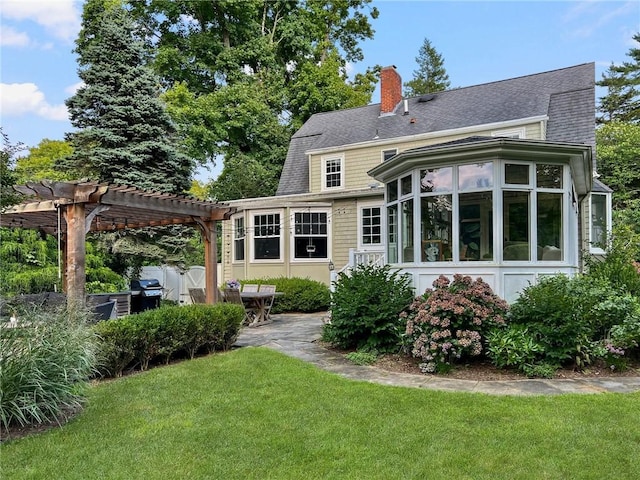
[1,0,638,181]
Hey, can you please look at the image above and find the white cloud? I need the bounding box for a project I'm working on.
[564,1,638,38]
[0,83,69,121]
[1,0,81,43]
[0,24,30,46]
[65,81,84,95]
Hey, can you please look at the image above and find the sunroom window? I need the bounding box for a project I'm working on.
[253,213,281,260]
[233,217,245,261]
[384,160,567,264]
[293,211,328,259]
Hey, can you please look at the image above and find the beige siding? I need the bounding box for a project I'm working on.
[330,198,359,270]
[309,121,543,194]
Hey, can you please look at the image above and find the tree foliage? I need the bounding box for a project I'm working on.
[596,121,640,210]
[0,129,23,210]
[403,37,450,97]
[64,1,193,194]
[128,0,380,199]
[14,139,75,184]
[597,32,639,124]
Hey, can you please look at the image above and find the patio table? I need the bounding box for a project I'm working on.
[240,291,282,327]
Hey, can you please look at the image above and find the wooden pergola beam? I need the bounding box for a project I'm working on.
[1,180,235,308]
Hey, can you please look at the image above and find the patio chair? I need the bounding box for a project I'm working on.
[224,288,257,325]
[258,284,277,320]
[189,288,206,304]
[242,284,259,292]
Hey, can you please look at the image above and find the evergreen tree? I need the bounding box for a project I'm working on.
[64,2,193,194]
[597,33,639,124]
[403,38,450,97]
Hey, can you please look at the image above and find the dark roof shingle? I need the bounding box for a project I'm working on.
[276,63,595,196]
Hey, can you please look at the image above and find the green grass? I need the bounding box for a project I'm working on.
[2,348,639,479]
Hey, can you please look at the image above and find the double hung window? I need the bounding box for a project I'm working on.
[253,213,281,260]
[293,211,328,259]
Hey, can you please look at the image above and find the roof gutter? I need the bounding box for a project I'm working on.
[304,115,549,156]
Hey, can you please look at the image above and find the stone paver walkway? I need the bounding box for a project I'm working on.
[235,313,640,396]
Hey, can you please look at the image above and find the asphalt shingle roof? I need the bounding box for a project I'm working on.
[276,63,595,196]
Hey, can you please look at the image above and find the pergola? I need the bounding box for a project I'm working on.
[0,180,234,307]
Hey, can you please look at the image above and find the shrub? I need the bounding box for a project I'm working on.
[486,325,543,370]
[94,303,244,378]
[345,350,379,366]
[239,277,330,313]
[584,223,640,296]
[404,275,508,374]
[0,307,97,431]
[507,274,628,369]
[322,264,414,352]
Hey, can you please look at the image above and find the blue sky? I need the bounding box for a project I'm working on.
[1,0,638,181]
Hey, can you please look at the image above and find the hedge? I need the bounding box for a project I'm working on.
[94,303,244,378]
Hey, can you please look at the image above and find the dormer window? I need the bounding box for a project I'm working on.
[322,155,344,190]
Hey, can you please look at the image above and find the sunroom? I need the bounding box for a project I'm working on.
[368,137,598,302]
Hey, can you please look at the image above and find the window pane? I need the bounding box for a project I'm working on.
[383,149,397,161]
[420,195,452,262]
[402,199,414,262]
[254,238,279,259]
[591,194,608,248]
[537,192,563,261]
[387,181,398,202]
[420,167,452,192]
[362,207,382,245]
[387,205,398,263]
[459,162,493,190]
[505,164,529,185]
[503,191,530,261]
[254,214,280,259]
[536,164,562,189]
[459,192,493,261]
[325,159,342,188]
[234,217,245,261]
[294,212,328,259]
[294,237,327,258]
[401,175,412,196]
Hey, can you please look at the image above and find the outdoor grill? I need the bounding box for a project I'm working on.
[130,278,163,313]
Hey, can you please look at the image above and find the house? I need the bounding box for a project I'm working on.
[221,63,612,302]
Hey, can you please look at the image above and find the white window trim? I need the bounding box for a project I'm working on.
[232,214,245,263]
[357,201,384,250]
[250,210,284,263]
[289,208,332,263]
[321,154,345,191]
[589,192,612,255]
[381,148,398,163]
[492,127,525,139]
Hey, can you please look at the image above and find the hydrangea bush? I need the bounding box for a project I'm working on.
[403,274,508,373]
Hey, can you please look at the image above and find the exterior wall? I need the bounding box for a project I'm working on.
[331,198,359,269]
[308,121,544,194]
[405,264,579,303]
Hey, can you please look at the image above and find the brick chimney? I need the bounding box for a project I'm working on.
[380,65,402,114]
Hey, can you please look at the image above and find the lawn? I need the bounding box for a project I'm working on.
[2,347,639,479]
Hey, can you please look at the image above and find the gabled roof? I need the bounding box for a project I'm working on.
[277,63,595,196]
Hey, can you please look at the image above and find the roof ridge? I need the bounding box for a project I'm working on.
[404,62,594,100]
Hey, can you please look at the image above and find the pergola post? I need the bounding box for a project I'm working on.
[196,219,219,304]
[63,202,87,308]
